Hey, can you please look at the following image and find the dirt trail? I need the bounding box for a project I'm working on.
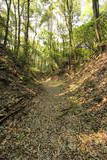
[0,79,77,160]
[1,78,107,160]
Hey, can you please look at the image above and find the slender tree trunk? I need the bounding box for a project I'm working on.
[17,0,21,56]
[66,0,73,69]
[32,23,37,56]
[25,0,30,47]
[17,0,25,56]
[92,0,101,44]
[13,0,18,54]
[62,37,65,57]
[62,0,73,69]
[4,0,11,46]
[24,0,30,63]
[68,30,72,69]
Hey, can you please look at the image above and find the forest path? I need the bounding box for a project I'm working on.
[0,78,83,160]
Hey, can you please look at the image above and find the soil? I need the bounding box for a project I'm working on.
[0,77,107,160]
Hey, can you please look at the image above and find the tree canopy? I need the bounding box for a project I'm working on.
[0,0,107,73]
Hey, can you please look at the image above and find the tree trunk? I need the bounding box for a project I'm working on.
[17,0,21,56]
[24,0,30,64]
[4,0,11,46]
[66,0,73,69]
[13,0,18,54]
[92,0,101,44]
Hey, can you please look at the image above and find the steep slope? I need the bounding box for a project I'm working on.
[61,51,107,158]
[0,44,41,124]
[67,52,107,118]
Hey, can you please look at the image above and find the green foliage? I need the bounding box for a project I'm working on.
[0,0,107,73]
[0,15,6,43]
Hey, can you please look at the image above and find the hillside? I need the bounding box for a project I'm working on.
[0,45,42,125]
[61,51,107,159]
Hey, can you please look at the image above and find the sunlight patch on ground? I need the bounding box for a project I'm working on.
[45,78,51,82]
[79,131,107,153]
[44,79,64,88]
[69,76,89,92]
[85,96,107,113]
[55,90,69,97]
